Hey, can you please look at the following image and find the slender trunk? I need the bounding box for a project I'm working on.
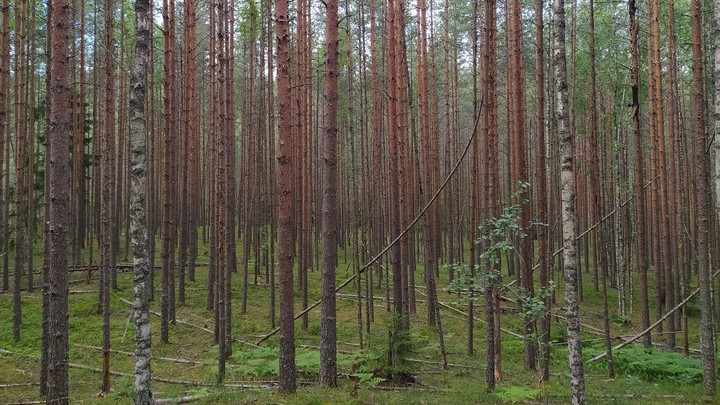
[667,0,682,341]
[691,0,716,394]
[185,0,199,283]
[588,0,613,377]
[40,1,52,395]
[535,0,550,382]
[276,0,297,390]
[46,0,71,401]
[161,0,175,344]
[101,0,115,391]
[629,0,651,348]
[485,0,501,382]
[0,0,8,294]
[319,0,339,386]
[553,0,586,402]
[129,0,153,399]
[13,0,28,342]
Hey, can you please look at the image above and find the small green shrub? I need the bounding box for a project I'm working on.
[383,313,418,382]
[585,346,703,384]
[295,350,320,375]
[494,385,540,404]
[232,347,280,378]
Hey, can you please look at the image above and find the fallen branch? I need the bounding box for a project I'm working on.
[533,176,658,272]
[372,384,449,392]
[298,344,353,355]
[68,362,214,386]
[255,104,484,346]
[406,358,477,369]
[153,395,208,404]
[121,309,133,344]
[336,293,426,303]
[120,298,213,334]
[415,288,524,340]
[0,382,40,388]
[0,348,37,358]
[586,268,720,364]
[73,344,204,365]
[551,312,626,342]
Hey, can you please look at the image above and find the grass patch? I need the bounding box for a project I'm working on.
[0,238,712,404]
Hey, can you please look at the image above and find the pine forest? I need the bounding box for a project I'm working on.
[1,0,719,403]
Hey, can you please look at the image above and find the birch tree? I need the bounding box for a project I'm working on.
[129,0,152,399]
[553,0,586,402]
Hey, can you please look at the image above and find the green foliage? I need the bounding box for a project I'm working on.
[493,385,540,404]
[518,283,554,321]
[230,347,322,378]
[449,182,554,319]
[108,375,135,401]
[232,347,280,378]
[295,350,320,375]
[448,182,532,300]
[238,0,260,42]
[187,387,211,397]
[585,346,704,384]
[384,313,418,382]
[354,372,387,388]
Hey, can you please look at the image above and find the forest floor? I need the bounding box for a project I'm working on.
[0,240,715,404]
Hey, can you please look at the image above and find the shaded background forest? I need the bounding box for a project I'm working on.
[1,0,720,403]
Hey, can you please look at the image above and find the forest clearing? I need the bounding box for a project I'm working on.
[0,0,719,403]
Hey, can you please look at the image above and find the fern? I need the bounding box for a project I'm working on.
[296,350,320,375]
[354,372,387,387]
[384,313,419,381]
[494,385,540,404]
[585,346,704,383]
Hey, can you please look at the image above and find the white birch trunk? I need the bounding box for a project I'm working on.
[129,0,152,401]
[554,0,586,403]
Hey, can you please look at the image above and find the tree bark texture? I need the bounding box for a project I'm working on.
[319,0,339,387]
[46,0,71,402]
[553,0,586,402]
[129,0,153,400]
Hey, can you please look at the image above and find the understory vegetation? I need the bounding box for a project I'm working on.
[0,241,713,404]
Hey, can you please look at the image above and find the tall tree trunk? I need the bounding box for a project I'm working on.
[46,0,70,401]
[129,0,153,399]
[666,0,682,347]
[185,0,199,283]
[319,0,339,386]
[553,0,586,402]
[0,0,7,294]
[588,0,613,377]
[161,0,177,343]
[40,3,52,394]
[691,0,716,394]
[13,0,28,342]
[275,0,297,391]
[648,0,674,347]
[484,0,501,382]
[101,0,115,391]
[713,0,720,265]
[629,0,651,348]
[535,0,550,382]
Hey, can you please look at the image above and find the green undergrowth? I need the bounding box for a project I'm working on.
[585,345,704,384]
[0,237,713,404]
